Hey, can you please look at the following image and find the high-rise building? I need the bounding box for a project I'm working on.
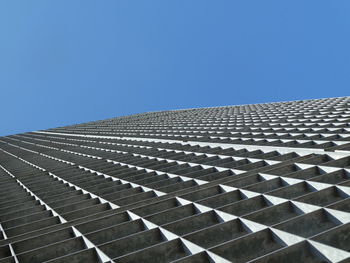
[1,97,350,263]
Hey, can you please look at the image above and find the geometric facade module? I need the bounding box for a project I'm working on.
[1,97,350,262]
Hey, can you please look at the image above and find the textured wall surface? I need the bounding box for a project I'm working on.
[1,97,350,262]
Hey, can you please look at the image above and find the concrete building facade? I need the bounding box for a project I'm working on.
[0,97,350,262]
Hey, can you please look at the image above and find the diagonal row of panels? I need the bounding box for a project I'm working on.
[0,97,350,263]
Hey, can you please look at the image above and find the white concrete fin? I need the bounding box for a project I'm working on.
[271,228,305,246]
[280,139,293,143]
[0,223,7,239]
[294,163,315,170]
[188,162,198,167]
[336,149,350,154]
[308,240,350,263]
[167,173,177,178]
[318,166,341,174]
[214,210,237,222]
[154,190,166,197]
[281,177,303,185]
[219,184,237,193]
[89,193,99,199]
[127,211,141,220]
[180,238,205,254]
[130,182,141,189]
[159,227,179,241]
[231,169,246,174]
[232,156,244,161]
[176,197,192,206]
[57,214,68,223]
[239,189,260,199]
[140,186,153,192]
[200,164,213,170]
[95,247,113,263]
[259,173,278,181]
[291,201,320,214]
[306,181,332,191]
[107,202,119,209]
[314,140,329,144]
[141,218,158,230]
[325,208,350,224]
[336,185,350,196]
[206,251,232,263]
[179,176,192,181]
[120,179,129,184]
[215,166,229,172]
[193,203,212,213]
[71,227,82,237]
[194,179,209,185]
[8,244,19,263]
[110,177,119,182]
[263,195,287,205]
[240,218,267,233]
[265,160,280,165]
[246,157,261,163]
[81,236,95,249]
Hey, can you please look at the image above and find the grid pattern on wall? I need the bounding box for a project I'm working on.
[1,97,350,263]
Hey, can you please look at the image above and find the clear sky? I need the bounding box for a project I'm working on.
[0,1,349,136]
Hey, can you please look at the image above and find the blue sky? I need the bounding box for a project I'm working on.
[0,1,349,136]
